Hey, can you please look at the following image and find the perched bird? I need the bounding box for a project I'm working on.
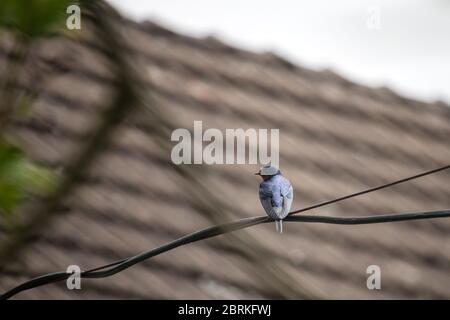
[255,164,294,233]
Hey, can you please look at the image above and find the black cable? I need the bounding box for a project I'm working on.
[79,163,448,275]
[2,210,450,300]
[70,210,450,280]
[0,216,268,299]
[1,165,449,299]
[289,164,450,215]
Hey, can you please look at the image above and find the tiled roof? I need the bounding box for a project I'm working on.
[0,9,449,299]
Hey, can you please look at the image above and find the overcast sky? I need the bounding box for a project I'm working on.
[107,0,450,104]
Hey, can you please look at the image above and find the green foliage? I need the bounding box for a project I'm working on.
[0,0,69,218]
[0,141,57,216]
[0,0,72,38]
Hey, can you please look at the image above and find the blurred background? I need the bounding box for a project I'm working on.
[0,0,449,299]
[108,0,450,104]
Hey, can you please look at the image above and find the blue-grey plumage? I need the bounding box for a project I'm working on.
[256,164,294,233]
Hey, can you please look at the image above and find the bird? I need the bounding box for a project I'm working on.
[255,163,294,233]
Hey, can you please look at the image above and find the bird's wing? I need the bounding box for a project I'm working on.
[279,186,294,219]
[260,197,281,220]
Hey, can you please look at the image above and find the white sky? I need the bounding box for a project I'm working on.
[107,0,450,104]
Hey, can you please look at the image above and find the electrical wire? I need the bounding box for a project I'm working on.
[1,164,449,299]
[289,164,450,215]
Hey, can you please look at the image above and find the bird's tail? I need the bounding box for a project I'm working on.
[275,220,283,234]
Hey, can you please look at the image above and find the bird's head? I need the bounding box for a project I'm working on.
[254,163,280,181]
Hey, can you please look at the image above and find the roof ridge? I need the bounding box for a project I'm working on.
[120,18,450,112]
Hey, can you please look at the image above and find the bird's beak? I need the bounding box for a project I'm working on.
[254,172,260,175]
